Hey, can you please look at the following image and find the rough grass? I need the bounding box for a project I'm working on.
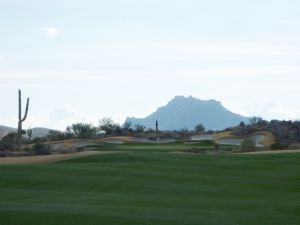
[0,142,299,225]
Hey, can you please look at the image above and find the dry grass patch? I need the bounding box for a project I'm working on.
[0,151,115,165]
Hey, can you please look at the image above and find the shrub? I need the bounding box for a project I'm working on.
[270,143,288,150]
[98,118,121,135]
[0,141,5,151]
[134,124,146,133]
[1,133,18,150]
[195,123,205,133]
[240,139,256,152]
[66,123,97,139]
[206,130,215,135]
[184,148,206,154]
[289,143,300,150]
[31,143,51,155]
[214,143,220,151]
[30,136,48,144]
[47,130,66,141]
[0,151,13,157]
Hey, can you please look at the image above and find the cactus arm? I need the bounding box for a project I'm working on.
[21,98,29,122]
[18,90,22,121]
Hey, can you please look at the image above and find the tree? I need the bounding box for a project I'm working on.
[239,121,246,127]
[195,123,205,133]
[134,124,146,133]
[47,130,65,141]
[179,128,191,139]
[249,116,263,125]
[66,123,97,139]
[123,120,132,130]
[98,118,120,135]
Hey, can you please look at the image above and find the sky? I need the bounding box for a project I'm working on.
[1,0,300,130]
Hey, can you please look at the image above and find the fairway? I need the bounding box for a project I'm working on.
[0,143,300,225]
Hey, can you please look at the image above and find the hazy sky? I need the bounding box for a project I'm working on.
[1,0,300,130]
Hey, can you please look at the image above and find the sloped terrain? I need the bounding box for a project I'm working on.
[0,144,299,225]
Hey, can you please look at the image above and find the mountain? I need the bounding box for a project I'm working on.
[125,96,249,131]
[31,127,53,138]
[0,126,54,139]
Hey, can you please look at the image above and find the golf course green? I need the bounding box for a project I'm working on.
[0,142,299,225]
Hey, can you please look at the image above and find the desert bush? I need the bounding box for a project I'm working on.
[134,124,146,133]
[0,150,33,157]
[289,143,300,150]
[177,129,192,140]
[123,120,132,130]
[240,139,256,152]
[1,133,18,150]
[270,142,288,150]
[250,116,263,125]
[214,143,220,151]
[31,143,51,155]
[195,123,205,133]
[47,130,66,141]
[66,123,97,139]
[206,130,215,135]
[98,118,121,135]
[239,121,246,127]
[30,136,48,144]
[184,148,207,154]
[0,141,5,151]
[0,151,12,157]
[146,133,159,140]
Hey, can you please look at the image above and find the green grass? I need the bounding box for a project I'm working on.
[0,142,300,225]
[96,141,218,152]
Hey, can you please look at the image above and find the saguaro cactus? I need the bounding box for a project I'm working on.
[17,90,29,150]
[155,120,159,141]
[27,126,33,142]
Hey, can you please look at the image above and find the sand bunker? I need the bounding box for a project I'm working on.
[190,134,214,141]
[102,140,124,144]
[216,135,264,147]
[101,136,176,144]
[48,139,99,150]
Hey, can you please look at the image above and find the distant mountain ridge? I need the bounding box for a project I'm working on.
[0,126,16,139]
[0,126,53,139]
[125,96,249,131]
